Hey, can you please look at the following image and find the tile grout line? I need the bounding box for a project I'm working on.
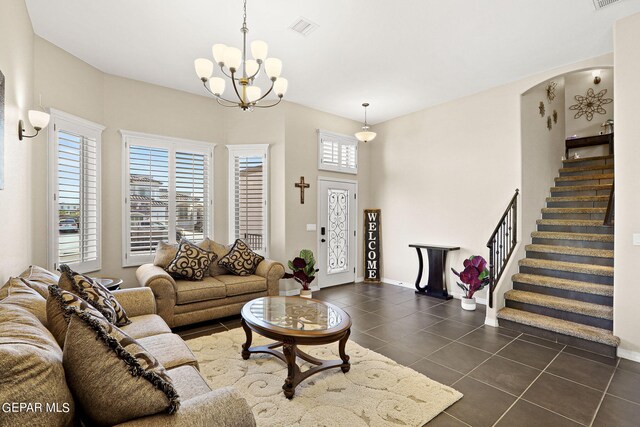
[490,345,567,427]
[588,357,621,427]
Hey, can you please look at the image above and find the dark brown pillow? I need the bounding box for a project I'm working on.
[165,239,217,281]
[63,311,179,425]
[58,264,130,326]
[218,239,265,276]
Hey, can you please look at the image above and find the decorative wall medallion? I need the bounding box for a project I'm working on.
[539,101,545,117]
[569,88,613,121]
[545,81,557,103]
[547,116,552,131]
[553,110,558,124]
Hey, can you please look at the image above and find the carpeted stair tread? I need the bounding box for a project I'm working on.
[541,207,606,214]
[563,155,614,164]
[497,307,619,347]
[525,244,613,259]
[546,195,610,203]
[536,219,609,227]
[519,258,613,277]
[531,231,614,242]
[559,164,614,174]
[512,273,613,296]
[555,173,614,183]
[550,184,613,193]
[505,290,612,320]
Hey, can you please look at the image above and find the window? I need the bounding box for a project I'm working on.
[48,109,105,273]
[227,144,269,256]
[121,131,214,266]
[317,129,358,174]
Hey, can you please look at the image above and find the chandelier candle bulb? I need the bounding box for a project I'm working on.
[194,58,213,81]
[212,44,227,65]
[250,40,268,62]
[265,58,282,80]
[209,77,226,95]
[274,78,288,97]
[245,60,259,78]
[246,86,261,103]
[224,47,242,71]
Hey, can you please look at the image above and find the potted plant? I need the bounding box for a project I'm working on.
[451,255,490,311]
[284,249,319,298]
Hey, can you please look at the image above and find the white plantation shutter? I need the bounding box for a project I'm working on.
[317,129,358,174]
[122,131,214,266]
[227,145,269,256]
[48,110,104,274]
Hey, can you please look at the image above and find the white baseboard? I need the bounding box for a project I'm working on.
[618,347,640,363]
[382,277,487,306]
[484,317,500,327]
[279,285,320,296]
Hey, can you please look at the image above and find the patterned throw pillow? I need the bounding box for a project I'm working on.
[165,239,217,281]
[58,264,131,326]
[218,239,265,276]
[46,284,109,347]
[63,311,179,425]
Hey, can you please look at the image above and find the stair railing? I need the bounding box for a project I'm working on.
[486,189,519,308]
[604,181,614,226]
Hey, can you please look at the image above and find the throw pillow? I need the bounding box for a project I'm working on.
[63,312,179,425]
[218,239,265,276]
[0,278,48,326]
[46,285,108,347]
[58,264,131,326]
[165,239,217,281]
[19,265,60,299]
[153,238,212,268]
[207,240,233,277]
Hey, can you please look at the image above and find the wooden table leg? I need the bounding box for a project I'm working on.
[241,318,252,360]
[282,342,297,399]
[339,329,351,373]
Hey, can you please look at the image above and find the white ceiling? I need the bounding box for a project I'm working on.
[25,0,640,124]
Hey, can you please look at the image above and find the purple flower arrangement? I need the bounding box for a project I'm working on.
[283,249,319,291]
[451,255,491,299]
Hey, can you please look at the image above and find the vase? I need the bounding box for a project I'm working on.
[300,289,313,299]
[461,296,476,311]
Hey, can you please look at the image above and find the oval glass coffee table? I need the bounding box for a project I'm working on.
[240,296,352,399]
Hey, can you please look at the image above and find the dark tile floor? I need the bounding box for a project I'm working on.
[175,282,640,427]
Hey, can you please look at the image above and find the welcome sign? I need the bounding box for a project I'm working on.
[364,209,382,282]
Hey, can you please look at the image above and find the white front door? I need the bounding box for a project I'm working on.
[317,178,357,288]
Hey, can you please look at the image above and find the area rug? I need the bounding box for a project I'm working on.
[186,328,462,426]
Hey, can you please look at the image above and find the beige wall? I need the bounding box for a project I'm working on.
[614,12,640,360]
[369,54,613,324]
[0,0,34,283]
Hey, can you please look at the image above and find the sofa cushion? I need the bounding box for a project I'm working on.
[19,265,60,299]
[215,274,267,297]
[47,285,108,347]
[59,264,131,326]
[218,239,264,276]
[63,313,180,426]
[120,314,172,339]
[166,365,211,401]
[165,239,217,281]
[137,333,199,370]
[207,240,233,277]
[175,276,226,305]
[154,238,212,269]
[0,295,75,427]
[1,277,48,326]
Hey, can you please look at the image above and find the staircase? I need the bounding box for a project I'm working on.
[497,155,619,358]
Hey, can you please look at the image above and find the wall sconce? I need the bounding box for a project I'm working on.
[592,70,601,85]
[18,110,50,141]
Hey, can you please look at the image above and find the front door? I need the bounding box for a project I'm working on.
[317,178,357,288]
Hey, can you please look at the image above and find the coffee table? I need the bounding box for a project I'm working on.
[240,296,352,399]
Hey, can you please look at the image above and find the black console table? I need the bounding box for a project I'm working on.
[409,244,460,300]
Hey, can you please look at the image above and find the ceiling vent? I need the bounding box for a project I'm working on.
[289,17,318,36]
[592,0,623,10]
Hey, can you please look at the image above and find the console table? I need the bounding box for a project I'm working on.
[565,133,613,158]
[409,244,460,300]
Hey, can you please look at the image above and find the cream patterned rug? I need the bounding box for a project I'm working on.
[186,328,462,426]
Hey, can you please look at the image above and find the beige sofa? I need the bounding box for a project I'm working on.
[137,259,285,328]
[0,267,256,427]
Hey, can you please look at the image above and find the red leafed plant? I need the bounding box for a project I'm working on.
[283,249,319,291]
[451,255,490,299]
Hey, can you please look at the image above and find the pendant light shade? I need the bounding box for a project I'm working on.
[355,103,377,143]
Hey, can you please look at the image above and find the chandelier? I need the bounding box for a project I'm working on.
[355,103,377,143]
[194,0,288,111]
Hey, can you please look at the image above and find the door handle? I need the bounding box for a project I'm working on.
[321,239,326,243]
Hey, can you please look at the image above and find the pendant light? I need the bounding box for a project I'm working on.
[355,103,376,143]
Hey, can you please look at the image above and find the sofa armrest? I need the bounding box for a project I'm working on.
[112,288,157,317]
[255,259,285,296]
[114,387,256,427]
[136,264,177,327]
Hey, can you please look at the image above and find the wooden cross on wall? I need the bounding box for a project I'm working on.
[295,176,310,204]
